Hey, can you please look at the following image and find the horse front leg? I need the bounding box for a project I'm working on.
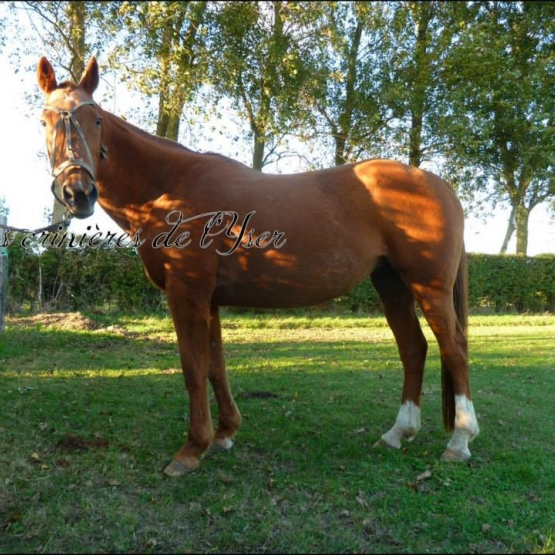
[164,286,214,476]
[208,305,242,451]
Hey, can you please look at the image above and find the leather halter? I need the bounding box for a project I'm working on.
[42,99,103,208]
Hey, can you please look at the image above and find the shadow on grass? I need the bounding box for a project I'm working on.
[1,323,404,374]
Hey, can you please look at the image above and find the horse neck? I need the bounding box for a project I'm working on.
[96,110,199,231]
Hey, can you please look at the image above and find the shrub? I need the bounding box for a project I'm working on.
[468,253,555,313]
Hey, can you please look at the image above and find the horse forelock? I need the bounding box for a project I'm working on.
[45,82,95,110]
[57,80,74,89]
[49,81,87,95]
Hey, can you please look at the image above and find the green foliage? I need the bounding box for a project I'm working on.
[108,1,209,140]
[377,1,465,166]
[9,1,115,80]
[439,1,555,253]
[0,197,8,217]
[306,1,392,166]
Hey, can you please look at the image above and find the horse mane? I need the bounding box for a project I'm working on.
[103,108,196,155]
[107,113,253,172]
[203,151,252,170]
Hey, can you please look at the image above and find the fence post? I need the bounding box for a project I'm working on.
[0,215,7,333]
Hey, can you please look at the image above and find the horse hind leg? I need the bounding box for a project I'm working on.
[413,281,479,461]
[370,260,428,449]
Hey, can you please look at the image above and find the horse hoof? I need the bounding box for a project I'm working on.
[163,458,199,476]
[373,437,399,450]
[211,437,234,451]
[440,447,471,462]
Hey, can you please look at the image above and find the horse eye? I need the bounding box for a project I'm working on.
[96,117,102,126]
[40,119,46,127]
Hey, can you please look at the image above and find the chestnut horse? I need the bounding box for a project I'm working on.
[36,56,479,476]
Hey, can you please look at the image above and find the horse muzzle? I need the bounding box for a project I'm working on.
[53,171,99,219]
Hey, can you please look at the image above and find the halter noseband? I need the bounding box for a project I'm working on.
[42,99,103,208]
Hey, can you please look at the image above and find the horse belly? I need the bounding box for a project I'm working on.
[212,249,378,308]
[212,281,355,308]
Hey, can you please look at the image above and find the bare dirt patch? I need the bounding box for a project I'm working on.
[56,434,110,453]
[239,390,280,399]
[6,312,99,331]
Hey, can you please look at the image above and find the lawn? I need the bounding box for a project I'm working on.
[0,311,554,553]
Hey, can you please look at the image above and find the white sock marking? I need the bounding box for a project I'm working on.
[380,401,421,448]
[214,437,234,450]
[446,394,479,457]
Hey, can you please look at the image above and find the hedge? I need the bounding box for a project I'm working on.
[5,233,164,314]
[467,253,555,313]
[334,253,555,314]
[4,234,555,314]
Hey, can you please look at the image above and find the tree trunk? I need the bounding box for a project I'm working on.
[334,18,363,166]
[515,203,529,256]
[408,2,432,168]
[408,111,423,168]
[0,215,7,333]
[252,130,265,172]
[249,1,284,171]
[157,86,170,138]
[334,135,348,167]
[156,17,177,140]
[68,1,86,80]
[155,2,207,142]
[500,204,516,253]
[250,69,270,170]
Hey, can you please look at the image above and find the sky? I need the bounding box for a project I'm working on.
[1,52,555,255]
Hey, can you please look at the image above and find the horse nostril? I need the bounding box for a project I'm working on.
[62,185,75,206]
[89,183,99,203]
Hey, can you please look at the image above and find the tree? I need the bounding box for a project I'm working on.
[0,197,8,218]
[441,1,555,255]
[371,1,468,169]
[0,5,6,50]
[303,1,463,169]
[109,1,209,142]
[208,1,320,170]
[306,1,393,167]
[14,1,113,80]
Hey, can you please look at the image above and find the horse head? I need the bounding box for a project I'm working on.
[37,56,105,219]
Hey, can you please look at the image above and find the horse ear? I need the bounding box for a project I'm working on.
[37,57,57,94]
[78,57,99,95]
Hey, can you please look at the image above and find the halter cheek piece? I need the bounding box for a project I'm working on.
[42,99,108,209]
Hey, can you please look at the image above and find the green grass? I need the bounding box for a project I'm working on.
[0,311,554,553]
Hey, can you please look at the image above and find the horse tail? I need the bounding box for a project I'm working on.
[442,244,469,432]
